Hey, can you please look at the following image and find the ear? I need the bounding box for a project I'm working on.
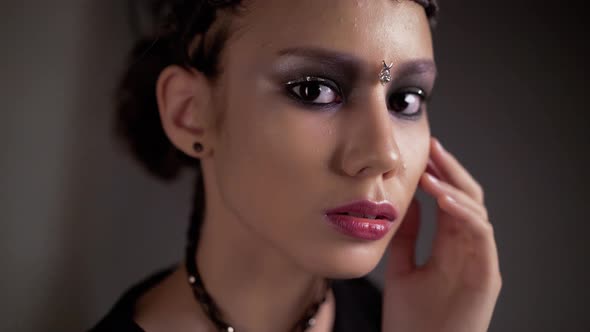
[156,65,214,159]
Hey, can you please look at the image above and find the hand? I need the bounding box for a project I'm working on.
[382,138,502,332]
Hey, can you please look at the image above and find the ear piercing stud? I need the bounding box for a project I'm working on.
[193,142,204,153]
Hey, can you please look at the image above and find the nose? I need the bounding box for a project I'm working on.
[337,92,402,180]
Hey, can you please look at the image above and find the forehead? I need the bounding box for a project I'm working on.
[227,0,433,64]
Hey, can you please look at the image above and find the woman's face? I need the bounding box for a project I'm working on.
[204,0,435,278]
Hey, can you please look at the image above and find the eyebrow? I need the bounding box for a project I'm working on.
[277,46,437,80]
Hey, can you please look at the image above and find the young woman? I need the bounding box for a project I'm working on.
[90,0,501,331]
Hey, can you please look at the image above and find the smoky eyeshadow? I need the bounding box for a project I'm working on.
[389,60,437,96]
[388,73,436,100]
[269,57,359,98]
[268,55,437,106]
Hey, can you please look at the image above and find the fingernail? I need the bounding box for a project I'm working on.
[426,173,439,183]
[445,195,456,204]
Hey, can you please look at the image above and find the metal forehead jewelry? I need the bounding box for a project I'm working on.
[379,60,394,85]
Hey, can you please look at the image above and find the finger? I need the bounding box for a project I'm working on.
[421,173,489,221]
[436,195,500,275]
[386,198,421,278]
[426,158,446,182]
[430,137,485,204]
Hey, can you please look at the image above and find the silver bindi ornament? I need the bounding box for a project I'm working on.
[379,60,394,85]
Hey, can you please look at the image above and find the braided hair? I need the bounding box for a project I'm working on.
[116,0,439,246]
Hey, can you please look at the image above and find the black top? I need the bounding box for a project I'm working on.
[89,266,382,332]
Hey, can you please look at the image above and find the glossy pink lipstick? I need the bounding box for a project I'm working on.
[324,200,398,240]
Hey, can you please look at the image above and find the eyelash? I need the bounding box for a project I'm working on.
[285,76,343,109]
[387,87,428,119]
[284,76,428,118]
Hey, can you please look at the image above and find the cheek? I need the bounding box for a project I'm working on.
[213,87,332,233]
[396,121,430,188]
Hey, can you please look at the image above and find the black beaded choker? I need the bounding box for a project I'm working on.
[184,243,331,332]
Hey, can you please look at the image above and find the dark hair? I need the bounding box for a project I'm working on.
[116,0,439,245]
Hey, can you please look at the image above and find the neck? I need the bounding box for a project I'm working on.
[193,203,331,332]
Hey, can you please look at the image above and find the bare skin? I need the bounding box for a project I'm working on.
[135,0,501,331]
[383,138,501,332]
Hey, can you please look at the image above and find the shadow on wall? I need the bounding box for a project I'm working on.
[32,1,191,331]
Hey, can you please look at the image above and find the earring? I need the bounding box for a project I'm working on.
[193,142,204,153]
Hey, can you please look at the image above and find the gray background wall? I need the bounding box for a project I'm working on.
[1,1,588,331]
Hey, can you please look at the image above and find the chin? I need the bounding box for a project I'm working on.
[299,241,389,280]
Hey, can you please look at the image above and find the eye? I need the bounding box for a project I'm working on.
[387,88,427,117]
[285,77,343,106]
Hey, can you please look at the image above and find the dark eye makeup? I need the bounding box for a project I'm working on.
[283,75,430,119]
[284,76,343,108]
[386,87,428,119]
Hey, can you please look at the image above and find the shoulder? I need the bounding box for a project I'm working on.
[87,267,175,332]
[89,317,145,332]
[332,276,382,332]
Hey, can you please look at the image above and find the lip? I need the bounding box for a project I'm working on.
[324,200,398,241]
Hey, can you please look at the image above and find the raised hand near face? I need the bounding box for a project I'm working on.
[383,138,502,332]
